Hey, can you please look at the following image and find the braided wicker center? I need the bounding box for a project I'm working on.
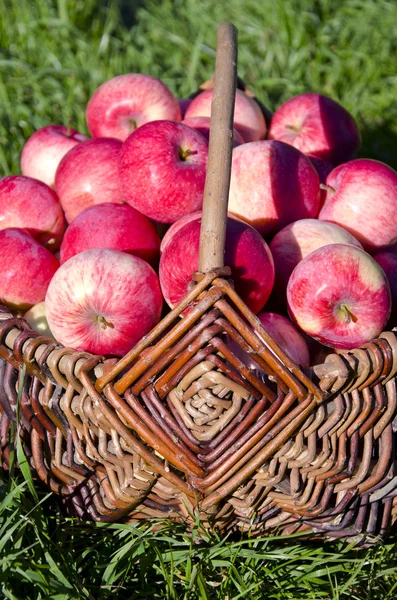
[169,361,252,441]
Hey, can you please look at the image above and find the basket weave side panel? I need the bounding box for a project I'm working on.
[0,278,397,546]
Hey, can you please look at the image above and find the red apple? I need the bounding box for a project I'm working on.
[160,211,202,253]
[159,215,275,314]
[270,219,363,297]
[60,202,160,266]
[268,93,360,164]
[45,248,163,356]
[86,74,181,141]
[182,116,245,147]
[287,244,391,349]
[20,125,88,189]
[228,140,320,236]
[0,175,66,251]
[0,228,59,311]
[55,137,123,223]
[185,88,267,142]
[374,252,397,324]
[318,159,397,252]
[225,312,309,374]
[257,312,310,367]
[119,120,208,223]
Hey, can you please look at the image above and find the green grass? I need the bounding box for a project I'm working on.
[1,0,397,597]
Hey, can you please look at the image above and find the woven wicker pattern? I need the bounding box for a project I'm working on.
[1,271,396,547]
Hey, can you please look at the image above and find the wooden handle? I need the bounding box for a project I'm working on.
[198,22,238,273]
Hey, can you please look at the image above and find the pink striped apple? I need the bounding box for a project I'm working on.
[228,140,320,236]
[55,137,123,223]
[268,93,360,164]
[287,244,391,349]
[119,120,208,223]
[319,159,397,252]
[59,202,160,267]
[0,175,66,251]
[159,215,274,314]
[185,88,267,142]
[182,116,245,147]
[86,74,181,141]
[270,218,362,297]
[20,125,88,189]
[45,248,163,356]
[0,228,59,311]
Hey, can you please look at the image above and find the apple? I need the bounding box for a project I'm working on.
[270,219,363,297]
[178,98,192,117]
[318,159,397,252]
[228,140,320,236]
[182,116,245,147]
[257,312,310,367]
[287,244,391,349]
[20,125,88,189]
[86,74,181,141]
[55,137,123,223]
[160,210,202,253]
[45,248,163,356]
[159,215,275,314]
[268,93,360,164]
[60,202,160,267]
[119,120,208,223]
[184,88,267,142]
[309,157,334,183]
[0,175,66,251]
[374,252,397,324]
[225,312,309,376]
[24,302,54,338]
[0,228,59,311]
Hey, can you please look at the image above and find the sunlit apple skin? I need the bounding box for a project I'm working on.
[159,216,275,314]
[55,137,123,223]
[182,116,245,147]
[318,159,397,252]
[60,202,160,266]
[374,252,397,324]
[185,88,267,143]
[119,120,208,223]
[0,175,66,251]
[0,229,59,311]
[228,140,320,236]
[268,93,360,164]
[86,74,181,141]
[270,219,363,297]
[287,244,391,349]
[45,248,163,356]
[20,125,88,189]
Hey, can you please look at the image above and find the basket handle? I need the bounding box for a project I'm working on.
[198,22,238,273]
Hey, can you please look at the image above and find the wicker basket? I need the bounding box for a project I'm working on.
[1,23,396,548]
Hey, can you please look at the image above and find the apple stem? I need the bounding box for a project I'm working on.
[178,147,198,161]
[128,118,138,134]
[339,304,358,324]
[320,183,336,194]
[95,315,114,330]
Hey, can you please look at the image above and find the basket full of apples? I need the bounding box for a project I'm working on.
[1,22,397,547]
